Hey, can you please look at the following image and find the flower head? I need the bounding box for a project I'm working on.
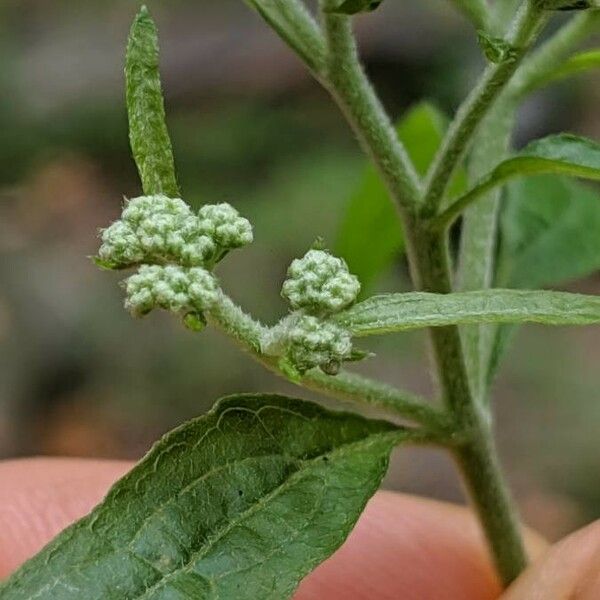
[198,203,253,250]
[98,195,252,269]
[262,313,354,375]
[282,250,360,315]
[124,265,219,318]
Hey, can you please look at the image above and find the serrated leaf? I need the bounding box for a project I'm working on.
[243,0,326,71]
[335,289,600,335]
[126,6,179,197]
[0,394,403,600]
[327,0,384,14]
[336,103,466,292]
[447,134,600,220]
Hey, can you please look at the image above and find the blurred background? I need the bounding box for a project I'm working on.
[0,0,598,542]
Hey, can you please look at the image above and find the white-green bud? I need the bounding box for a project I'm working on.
[124,265,219,318]
[98,196,252,269]
[262,313,353,375]
[282,250,360,315]
[198,203,253,250]
[98,220,145,266]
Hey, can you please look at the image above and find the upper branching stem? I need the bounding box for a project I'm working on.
[319,1,422,213]
[421,0,548,216]
[509,11,600,98]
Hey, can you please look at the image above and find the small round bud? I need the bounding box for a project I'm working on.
[124,265,219,318]
[282,250,360,315]
[262,313,353,375]
[286,315,353,374]
[122,195,192,225]
[98,221,145,266]
[98,196,252,269]
[131,196,215,266]
[198,203,253,250]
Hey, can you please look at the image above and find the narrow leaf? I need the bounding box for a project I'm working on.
[243,0,326,72]
[335,289,600,336]
[440,134,600,225]
[0,394,402,600]
[524,48,600,92]
[336,103,466,291]
[126,6,179,197]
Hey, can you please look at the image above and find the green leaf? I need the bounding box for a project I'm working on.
[243,0,326,72]
[327,0,384,14]
[523,49,600,92]
[487,176,600,384]
[497,176,600,289]
[443,134,600,224]
[126,6,179,197]
[1,394,402,600]
[335,289,600,335]
[336,103,466,291]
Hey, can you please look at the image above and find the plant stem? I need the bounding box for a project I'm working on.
[207,292,451,433]
[509,11,600,98]
[457,10,600,400]
[422,0,548,216]
[405,225,527,584]
[319,4,422,212]
[318,2,533,585]
[453,425,527,584]
[456,100,515,403]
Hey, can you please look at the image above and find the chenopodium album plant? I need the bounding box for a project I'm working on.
[3,1,600,598]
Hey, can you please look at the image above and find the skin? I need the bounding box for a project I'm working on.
[0,459,598,598]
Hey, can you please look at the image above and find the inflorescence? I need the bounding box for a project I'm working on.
[97,195,252,322]
[97,199,364,378]
[98,195,252,269]
[262,249,362,377]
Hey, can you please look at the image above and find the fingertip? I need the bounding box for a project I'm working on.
[502,519,600,600]
[0,458,131,577]
[296,491,506,599]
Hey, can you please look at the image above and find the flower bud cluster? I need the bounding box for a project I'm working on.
[124,265,219,318]
[282,250,360,315]
[98,195,252,269]
[264,249,362,376]
[262,313,353,375]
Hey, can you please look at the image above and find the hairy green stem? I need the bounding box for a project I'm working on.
[422,0,548,216]
[405,225,528,584]
[243,0,328,75]
[432,155,513,229]
[207,292,450,433]
[318,2,422,212]
[456,101,515,403]
[509,11,600,98]
[458,10,600,401]
[317,1,535,584]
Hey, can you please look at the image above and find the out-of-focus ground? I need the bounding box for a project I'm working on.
[0,1,598,542]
